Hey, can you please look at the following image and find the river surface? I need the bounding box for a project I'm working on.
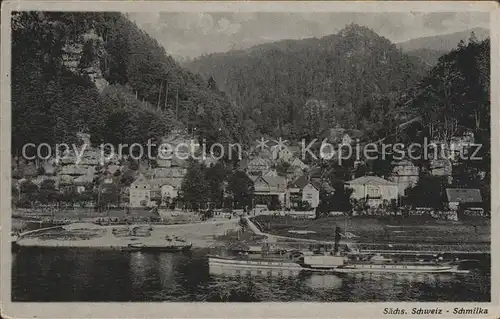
[11,248,490,302]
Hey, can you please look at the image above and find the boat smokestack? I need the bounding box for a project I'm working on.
[334,226,342,254]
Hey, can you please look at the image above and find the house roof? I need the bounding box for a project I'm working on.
[171,156,187,168]
[346,175,397,186]
[73,173,94,185]
[131,175,149,186]
[446,188,482,203]
[60,165,89,176]
[248,157,271,168]
[149,177,182,190]
[262,176,286,187]
[58,174,74,185]
[255,175,287,191]
[105,165,121,174]
[309,167,323,178]
[263,169,278,177]
[290,158,308,169]
[248,175,260,182]
[292,176,309,189]
[238,158,249,170]
[152,167,186,178]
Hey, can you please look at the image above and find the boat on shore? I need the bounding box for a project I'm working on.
[11,232,20,252]
[121,243,145,252]
[128,236,192,252]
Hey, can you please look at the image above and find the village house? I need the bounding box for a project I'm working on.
[445,188,483,212]
[149,177,182,206]
[282,165,305,181]
[244,156,273,176]
[73,172,94,193]
[58,174,75,192]
[288,175,320,209]
[41,161,57,176]
[449,131,475,162]
[346,175,398,207]
[290,157,308,170]
[129,175,151,207]
[389,159,420,196]
[59,164,88,176]
[320,128,364,146]
[430,158,453,177]
[271,145,295,162]
[104,164,121,175]
[263,169,278,177]
[253,175,288,208]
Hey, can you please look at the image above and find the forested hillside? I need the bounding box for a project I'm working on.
[397,27,488,52]
[187,24,428,141]
[398,28,488,67]
[405,37,490,163]
[12,12,244,158]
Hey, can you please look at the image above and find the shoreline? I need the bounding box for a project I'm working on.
[15,220,240,249]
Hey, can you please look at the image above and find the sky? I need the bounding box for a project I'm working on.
[128,12,489,59]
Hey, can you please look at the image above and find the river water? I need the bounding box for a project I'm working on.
[11,248,490,302]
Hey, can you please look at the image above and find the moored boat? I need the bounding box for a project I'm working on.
[332,262,455,273]
[208,255,304,271]
[11,232,20,252]
[121,243,144,252]
[129,238,192,252]
[208,252,471,275]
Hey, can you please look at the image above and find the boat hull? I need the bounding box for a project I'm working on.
[130,243,192,252]
[208,256,471,275]
[333,264,455,273]
[208,256,303,271]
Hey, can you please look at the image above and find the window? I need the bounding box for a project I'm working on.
[367,186,380,197]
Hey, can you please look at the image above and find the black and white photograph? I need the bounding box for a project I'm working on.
[1,1,498,317]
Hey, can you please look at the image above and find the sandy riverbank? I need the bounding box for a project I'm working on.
[16,220,239,249]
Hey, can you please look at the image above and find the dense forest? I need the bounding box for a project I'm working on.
[404,36,491,208]
[11,12,245,159]
[187,24,429,141]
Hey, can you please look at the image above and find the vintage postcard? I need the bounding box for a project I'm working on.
[1,1,498,318]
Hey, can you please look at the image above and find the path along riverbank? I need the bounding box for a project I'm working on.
[241,217,490,254]
[16,219,239,249]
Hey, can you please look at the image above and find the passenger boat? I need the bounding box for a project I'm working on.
[208,252,471,275]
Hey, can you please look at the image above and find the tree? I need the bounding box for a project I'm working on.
[297,200,312,211]
[37,179,59,205]
[181,159,210,210]
[405,174,447,209]
[227,171,254,209]
[19,180,39,207]
[204,163,228,208]
[268,196,281,211]
[96,184,121,210]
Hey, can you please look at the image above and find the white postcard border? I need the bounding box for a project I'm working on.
[1,1,499,318]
